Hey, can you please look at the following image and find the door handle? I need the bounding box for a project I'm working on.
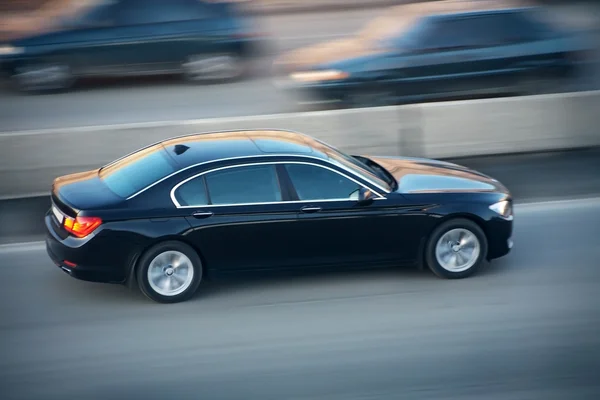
[300,206,322,213]
[191,211,213,219]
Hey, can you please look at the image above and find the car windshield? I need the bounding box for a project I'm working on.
[375,18,427,52]
[311,139,392,192]
[99,144,178,198]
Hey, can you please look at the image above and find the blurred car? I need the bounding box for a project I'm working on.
[45,129,514,304]
[0,0,268,92]
[274,6,590,107]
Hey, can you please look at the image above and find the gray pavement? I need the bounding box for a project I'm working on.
[1,4,598,132]
[1,198,600,399]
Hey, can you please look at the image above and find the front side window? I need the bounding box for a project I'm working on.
[205,164,282,205]
[309,139,391,192]
[416,18,483,51]
[284,163,360,201]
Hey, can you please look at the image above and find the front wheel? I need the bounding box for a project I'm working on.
[425,218,488,279]
[136,241,203,304]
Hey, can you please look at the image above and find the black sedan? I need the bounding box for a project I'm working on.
[45,130,514,303]
[274,6,589,107]
[0,0,267,92]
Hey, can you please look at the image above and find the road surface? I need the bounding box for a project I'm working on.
[1,197,599,400]
[0,4,598,131]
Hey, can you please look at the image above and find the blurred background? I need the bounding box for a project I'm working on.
[1,0,600,399]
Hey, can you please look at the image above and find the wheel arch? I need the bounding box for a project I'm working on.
[419,212,490,270]
[126,235,208,287]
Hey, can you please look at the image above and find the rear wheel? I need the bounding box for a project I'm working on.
[425,218,487,279]
[182,53,246,83]
[12,62,74,93]
[136,241,203,304]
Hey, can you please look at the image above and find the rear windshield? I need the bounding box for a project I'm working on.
[99,145,178,198]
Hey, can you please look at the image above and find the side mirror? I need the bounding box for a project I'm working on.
[357,187,375,205]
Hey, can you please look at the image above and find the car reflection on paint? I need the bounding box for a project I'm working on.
[45,129,513,303]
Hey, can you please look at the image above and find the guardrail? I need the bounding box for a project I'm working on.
[1,90,599,200]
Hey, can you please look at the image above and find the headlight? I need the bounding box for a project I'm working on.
[289,70,349,82]
[0,45,23,56]
[489,200,513,219]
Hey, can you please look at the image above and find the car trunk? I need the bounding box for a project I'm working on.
[49,168,125,237]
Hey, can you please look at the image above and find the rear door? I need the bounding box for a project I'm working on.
[381,16,486,97]
[172,163,302,273]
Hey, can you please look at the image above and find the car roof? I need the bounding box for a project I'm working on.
[156,129,332,169]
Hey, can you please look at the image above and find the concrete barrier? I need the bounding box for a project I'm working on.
[0,90,599,200]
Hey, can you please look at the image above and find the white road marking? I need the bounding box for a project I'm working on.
[1,196,599,255]
[0,241,46,254]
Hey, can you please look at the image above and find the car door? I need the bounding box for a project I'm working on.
[382,16,489,98]
[62,1,124,76]
[172,162,303,273]
[279,161,417,268]
[445,14,532,93]
[466,11,559,89]
[103,0,201,74]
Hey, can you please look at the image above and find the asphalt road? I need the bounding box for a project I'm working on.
[1,4,599,132]
[1,197,600,400]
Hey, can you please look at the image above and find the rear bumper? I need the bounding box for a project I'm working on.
[45,214,127,284]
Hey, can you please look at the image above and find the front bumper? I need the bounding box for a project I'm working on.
[486,216,513,261]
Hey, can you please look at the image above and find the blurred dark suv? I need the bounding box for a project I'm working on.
[0,0,269,92]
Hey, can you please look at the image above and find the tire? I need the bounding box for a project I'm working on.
[425,218,488,279]
[12,62,75,93]
[136,241,203,304]
[181,52,247,83]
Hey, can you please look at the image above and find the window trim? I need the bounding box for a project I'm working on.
[170,161,387,208]
[126,153,392,201]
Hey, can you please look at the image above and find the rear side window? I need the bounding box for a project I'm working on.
[100,146,177,198]
[173,177,209,207]
[204,164,282,205]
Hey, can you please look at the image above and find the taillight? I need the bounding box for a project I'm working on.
[63,216,102,238]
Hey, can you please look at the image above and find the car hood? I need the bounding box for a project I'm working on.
[365,155,510,195]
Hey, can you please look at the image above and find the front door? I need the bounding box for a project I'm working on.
[279,162,417,268]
